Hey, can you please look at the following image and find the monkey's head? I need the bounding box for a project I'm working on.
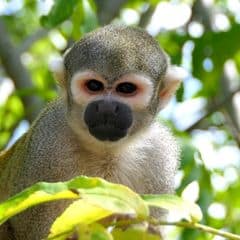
[52,25,181,147]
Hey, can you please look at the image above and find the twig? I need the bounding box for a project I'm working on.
[222,109,240,148]
[156,220,240,240]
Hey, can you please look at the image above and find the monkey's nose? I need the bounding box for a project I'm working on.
[84,99,133,141]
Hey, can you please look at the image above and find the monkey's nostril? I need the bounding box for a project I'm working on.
[114,105,119,114]
[103,115,108,125]
[95,104,99,112]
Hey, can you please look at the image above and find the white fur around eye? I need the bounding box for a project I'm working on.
[70,71,105,105]
[70,71,154,109]
[115,73,154,110]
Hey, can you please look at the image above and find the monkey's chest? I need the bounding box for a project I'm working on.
[79,154,146,193]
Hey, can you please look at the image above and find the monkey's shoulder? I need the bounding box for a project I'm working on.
[135,122,179,188]
[141,122,179,153]
[0,133,27,177]
[5,99,75,167]
[150,122,179,169]
[26,99,71,141]
[31,98,68,132]
[0,149,12,175]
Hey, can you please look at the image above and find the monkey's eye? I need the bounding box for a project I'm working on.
[85,80,104,92]
[116,82,137,96]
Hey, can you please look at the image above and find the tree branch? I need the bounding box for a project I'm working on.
[158,221,240,240]
[94,0,128,25]
[18,28,48,53]
[189,0,212,30]
[0,19,43,122]
[221,69,240,130]
[222,109,240,148]
[184,87,240,132]
[138,5,155,29]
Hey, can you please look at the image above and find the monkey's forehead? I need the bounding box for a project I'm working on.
[64,25,168,82]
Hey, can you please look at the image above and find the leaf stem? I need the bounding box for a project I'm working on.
[156,220,240,240]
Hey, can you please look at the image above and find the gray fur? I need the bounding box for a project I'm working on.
[64,25,168,82]
[0,25,179,239]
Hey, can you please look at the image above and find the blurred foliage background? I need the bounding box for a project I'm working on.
[0,0,239,239]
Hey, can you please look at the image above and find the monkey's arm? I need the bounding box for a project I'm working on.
[0,149,12,174]
[0,136,23,173]
[0,134,28,201]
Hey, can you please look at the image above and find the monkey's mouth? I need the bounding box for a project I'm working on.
[88,125,128,141]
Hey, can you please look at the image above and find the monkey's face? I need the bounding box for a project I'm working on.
[69,71,154,142]
[58,25,181,145]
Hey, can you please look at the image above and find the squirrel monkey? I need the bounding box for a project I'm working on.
[0,25,181,239]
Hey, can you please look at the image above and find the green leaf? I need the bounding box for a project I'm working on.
[78,223,113,240]
[192,23,240,96]
[80,0,98,34]
[176,83,184,102]
[71,0,98,39]
[142,194,202,222]
[0,182,79,225]
[67,176,149,218]
[40,0,78,28]
[112,225,161,240]
[50,222,113,240]
[0,176,148,225]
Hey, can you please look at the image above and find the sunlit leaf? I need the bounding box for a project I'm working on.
[67,176,148,218]
[48,199,112,239]
[49,217,113,240]
[77,223,112,240]
[0,182,78,225]
[142,194,202,222]
[0,176,148,225]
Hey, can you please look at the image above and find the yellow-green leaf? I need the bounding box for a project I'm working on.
[48,199,112,239]
[0,183,78,225]
[0,176,148,225]
[67,176,148,219]
[50,222,113,240]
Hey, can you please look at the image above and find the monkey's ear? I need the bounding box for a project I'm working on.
[49,57,66,88]
[159,66,182,109]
